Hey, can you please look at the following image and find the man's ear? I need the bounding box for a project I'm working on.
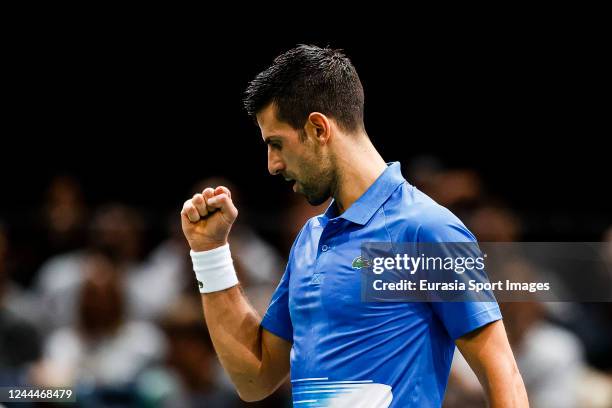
[305,112,331,145]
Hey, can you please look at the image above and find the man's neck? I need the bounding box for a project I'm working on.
[332,133,387,214]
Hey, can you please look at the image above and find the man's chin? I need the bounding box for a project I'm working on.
[293,183,328,206]
[305,193,329,206]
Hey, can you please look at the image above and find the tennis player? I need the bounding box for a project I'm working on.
[181,45,529,407]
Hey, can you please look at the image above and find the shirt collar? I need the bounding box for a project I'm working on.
[322,162,406,226]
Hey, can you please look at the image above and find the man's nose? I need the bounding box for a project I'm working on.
[267,149,286,176]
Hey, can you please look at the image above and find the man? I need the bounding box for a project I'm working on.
[181,45,529,407]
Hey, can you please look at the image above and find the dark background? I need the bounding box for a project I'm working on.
[2,24,609,239]
[0,18,611,407]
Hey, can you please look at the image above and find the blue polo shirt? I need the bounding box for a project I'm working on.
[261,162,502,408]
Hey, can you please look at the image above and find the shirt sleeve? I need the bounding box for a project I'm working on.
[417,205,503,340]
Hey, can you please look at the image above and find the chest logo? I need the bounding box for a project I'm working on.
[352,256,372,269]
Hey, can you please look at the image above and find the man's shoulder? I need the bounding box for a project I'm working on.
[382,184,474,242]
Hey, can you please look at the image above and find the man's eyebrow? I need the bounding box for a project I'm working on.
[263,135,282,144]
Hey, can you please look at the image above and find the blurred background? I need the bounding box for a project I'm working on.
[1,21,610,407]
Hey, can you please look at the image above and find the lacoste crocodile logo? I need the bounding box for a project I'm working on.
[352,256,372,269]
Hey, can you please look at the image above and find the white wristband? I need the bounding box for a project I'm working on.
[190,244,239,293]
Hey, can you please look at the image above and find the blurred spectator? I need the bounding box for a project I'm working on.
[136,295,293,407]
[88,203,145,264]
[34,249,165,388]
[7,176,89,288]
[0,221,40,322]
[0,222,42,383]
[35,204,142,329]
[468,203,522,242]
[503,302,585,407]
[137,295,243,407]
[125,212,190,321]
[428,169,482,210]
[503,300,610,408]
[35,203,177,329]
[559,227,612,372]
[544,227,612,373]
[40,175,88,255]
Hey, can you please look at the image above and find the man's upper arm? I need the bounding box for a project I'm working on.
[260,221,309,342]
[256,224,305,395]
[455,320,519,389]
[260,328,291,392]
[256,269,292,395]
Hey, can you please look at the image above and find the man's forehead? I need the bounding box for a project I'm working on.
[257,104,292,140]
[256,104,277,126]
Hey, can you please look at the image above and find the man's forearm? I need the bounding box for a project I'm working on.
[200,285,266,399]
[181,188,290,401]
[484,359,529,407]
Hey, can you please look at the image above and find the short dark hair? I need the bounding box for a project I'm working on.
[243,44,365,132]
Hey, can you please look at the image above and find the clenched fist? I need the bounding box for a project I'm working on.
[181,186,238,252]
